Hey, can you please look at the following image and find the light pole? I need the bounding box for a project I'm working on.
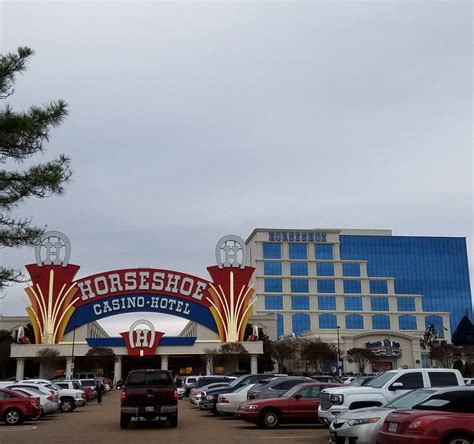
[336,326,341,377]
[70,328,75,379]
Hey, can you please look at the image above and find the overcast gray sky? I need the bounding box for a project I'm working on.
[0,1,472,336]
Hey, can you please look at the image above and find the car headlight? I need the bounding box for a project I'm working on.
[330,394,344,404]
[347,417,381,426]
[206,395,214,401]
[240,404,258,410]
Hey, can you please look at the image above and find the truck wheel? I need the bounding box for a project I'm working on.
[120,413,131,429]
[60,398,75,412]
[4,409,23,425]
[169,414,178,428]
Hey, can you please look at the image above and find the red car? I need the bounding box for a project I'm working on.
[236,382,340,428]
[379,411,474,444]
[0,388,42,425]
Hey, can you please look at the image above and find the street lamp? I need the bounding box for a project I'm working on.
[336,326,342,377]
[70,328,76,379]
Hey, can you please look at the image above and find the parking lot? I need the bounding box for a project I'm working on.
[0,390,331,444]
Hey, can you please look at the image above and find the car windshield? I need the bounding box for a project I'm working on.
[281,384,304,398]
[349,378,370,387]
[385,389,436,409]
[234,384,255,393]
[365,372,396,389]
[228,375,248,388]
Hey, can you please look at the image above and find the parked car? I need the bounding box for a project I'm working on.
[120,369,178,429]
[248,376,313,400]
[8,383,59,406]
[329,387,461,444]
[378,387,474,444]
[77,379,98,400]
[10,386,58,416]
[183,376,199,397]
[201,373,287,413]
[0,388,42,425]
[216,384,256,415]
[463,378,474,385]
[190,382,231,406]
[189,376,234,404]
[319,368,465,423]
[237,382,340,428]
[70,379,95,400]
[19,379,85,412]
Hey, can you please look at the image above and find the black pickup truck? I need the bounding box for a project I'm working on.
[120,369,178,429]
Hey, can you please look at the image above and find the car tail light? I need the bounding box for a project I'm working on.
[47,394,55,402]
[173,390,179,401]
[407,419,430,432]
[121,390,126,402]
[220,397,229,404]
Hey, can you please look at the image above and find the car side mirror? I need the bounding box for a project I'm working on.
[389,382,403,391]
[294,393,302,400]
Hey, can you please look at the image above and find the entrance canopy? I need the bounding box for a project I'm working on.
[24,232,256,345]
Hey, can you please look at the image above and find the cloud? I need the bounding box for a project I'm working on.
[1,1,472,330]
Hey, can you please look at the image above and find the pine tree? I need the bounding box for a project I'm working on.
[0,47,72,291]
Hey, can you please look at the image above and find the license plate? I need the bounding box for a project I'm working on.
[145,406,154,412]
[388,422,398,432]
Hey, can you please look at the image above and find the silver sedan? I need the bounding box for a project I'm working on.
[329,388,438,444]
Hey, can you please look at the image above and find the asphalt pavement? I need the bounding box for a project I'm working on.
[0,390,331,444]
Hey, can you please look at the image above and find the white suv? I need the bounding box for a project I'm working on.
[318,368,464,423]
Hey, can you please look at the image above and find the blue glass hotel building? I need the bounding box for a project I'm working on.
[246,228,472,371]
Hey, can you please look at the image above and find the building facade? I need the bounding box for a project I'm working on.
[246,228,472,372]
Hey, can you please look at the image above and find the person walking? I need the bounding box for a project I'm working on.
[96,379,104,404]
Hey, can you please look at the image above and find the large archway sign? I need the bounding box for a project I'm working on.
[24,232,256,345]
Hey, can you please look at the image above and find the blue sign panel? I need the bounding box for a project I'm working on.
[65,293,218,334]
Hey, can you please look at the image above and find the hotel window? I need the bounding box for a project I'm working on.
[291,279,309,293]
[292,313,310,336]
[344,296,363,311]
[265,295,283,310]
[315,244,333,260]
[291,296,310,310]
[264,279,282,292]
[345,314,364,329]
[316,263,334,276]
[263,243,282,259]
[318,296,336,310]
[277,314,284,338]
[370,280,388,294]
[264,262,282,276]
[289,243,307,259]
[319,313,337,329]
[397,297,416,311]
[342,263,360,276]
[399,315,417,330]
[317,279,336,293]
[425,315,445,338]
[371,297,389,311]
[343,280,361,294]
[290,262,308,276]
[372,314,391,330]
